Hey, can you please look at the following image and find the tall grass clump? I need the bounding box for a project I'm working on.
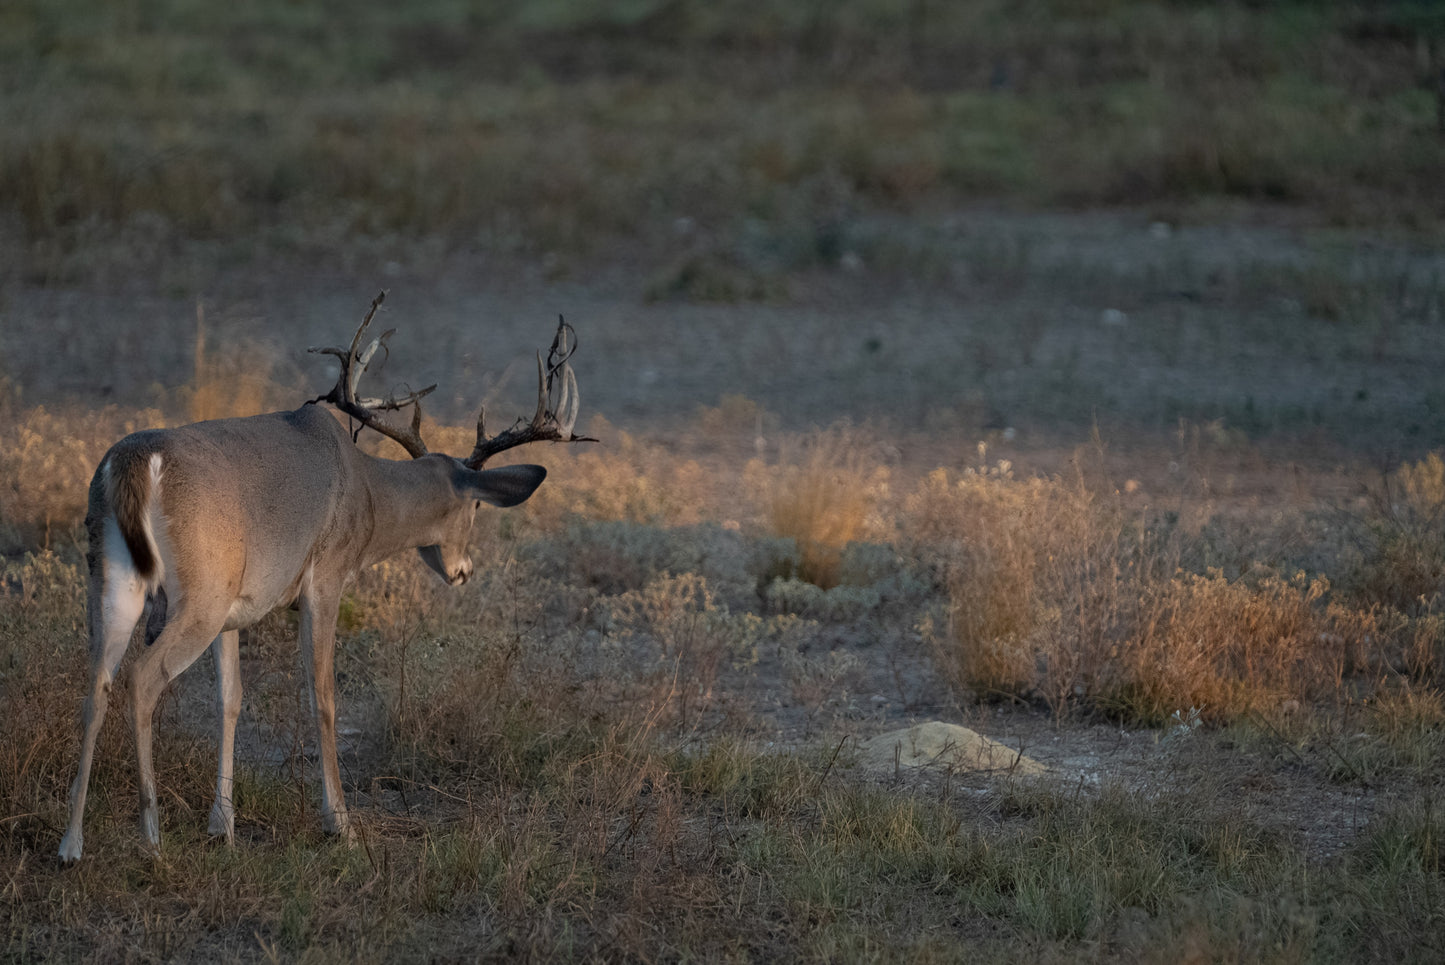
[763,428,888,589]
[1336,451,1445,684]
[1114,570,1373,723]
[1349,452,1445,615]
[905,461,1130,710]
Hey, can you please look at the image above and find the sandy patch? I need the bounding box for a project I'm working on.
[855,721,1047,779]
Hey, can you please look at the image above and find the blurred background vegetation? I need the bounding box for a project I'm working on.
[2,0,1442,268]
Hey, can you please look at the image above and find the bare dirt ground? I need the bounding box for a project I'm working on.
[6,207,1443,457]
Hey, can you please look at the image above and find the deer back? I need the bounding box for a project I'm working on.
[94,406,384,621]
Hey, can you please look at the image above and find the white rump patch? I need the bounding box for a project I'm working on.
[101,516,148,644]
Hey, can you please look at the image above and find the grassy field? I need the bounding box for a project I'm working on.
[3,0,1443,278]
[4,0,1445,962]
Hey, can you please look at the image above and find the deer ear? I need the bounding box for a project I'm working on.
[462,464,546,507]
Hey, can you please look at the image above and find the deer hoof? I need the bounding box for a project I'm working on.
[208,803,235,844]
[58,833,83,864]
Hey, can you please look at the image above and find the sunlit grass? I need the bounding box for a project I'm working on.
[4,402,1445,958]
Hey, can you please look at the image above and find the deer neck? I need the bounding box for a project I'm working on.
[357,455,458,564]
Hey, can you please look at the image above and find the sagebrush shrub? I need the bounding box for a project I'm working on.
[605,573,764,729]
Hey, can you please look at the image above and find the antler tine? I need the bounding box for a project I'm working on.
[464,314,595,469]
[546,318,576,430]
[556,363,580,438]
[308,291,435,459]
[349,328,392,402]
[531,350,549,427]
[552,317,581,438]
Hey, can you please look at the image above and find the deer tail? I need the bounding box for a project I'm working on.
[102,445,163,583]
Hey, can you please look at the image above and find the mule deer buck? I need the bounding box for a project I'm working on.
[58,293,588,862]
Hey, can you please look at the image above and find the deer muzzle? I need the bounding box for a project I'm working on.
[448,558,473,586]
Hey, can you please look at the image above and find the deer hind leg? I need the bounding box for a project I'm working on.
[299,589,352,841]
[208,629,241,843]
[58,519,147,863]
[129,601,228,855]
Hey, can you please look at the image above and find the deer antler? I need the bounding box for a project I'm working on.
[308,291,436,458]
[310,295,594,465]
[464,316,595,469]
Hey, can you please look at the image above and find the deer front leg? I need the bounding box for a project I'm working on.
[299,590,352,842]
[208,630,241,843]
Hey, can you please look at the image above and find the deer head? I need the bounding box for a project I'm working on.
[308,291,593,583]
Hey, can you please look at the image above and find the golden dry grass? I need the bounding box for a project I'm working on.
[3,383,1445,961]
[1120,570,1361,722]
[0,404,165,553]
[765,427,889,589]
[3,387,1441,727]
[898,449,1441,724]
[904,459,1130,711]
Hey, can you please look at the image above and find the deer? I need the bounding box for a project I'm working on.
[57,293,589,863]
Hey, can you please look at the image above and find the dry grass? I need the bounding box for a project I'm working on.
[905,458,1131,712]
[4,394,1445,958]
[1348,452,1445,616]
[0,403,165,554]
[0,551,224,860]
[1118,570,1367,723]
[603,573,763,731]
[903,447,1433,725]
[183,301,293,424]
[3,385,1440,731]
[765,427,889,589]
[0,552,91,833]
[3,343,1445,959]
[525,417,731,528]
